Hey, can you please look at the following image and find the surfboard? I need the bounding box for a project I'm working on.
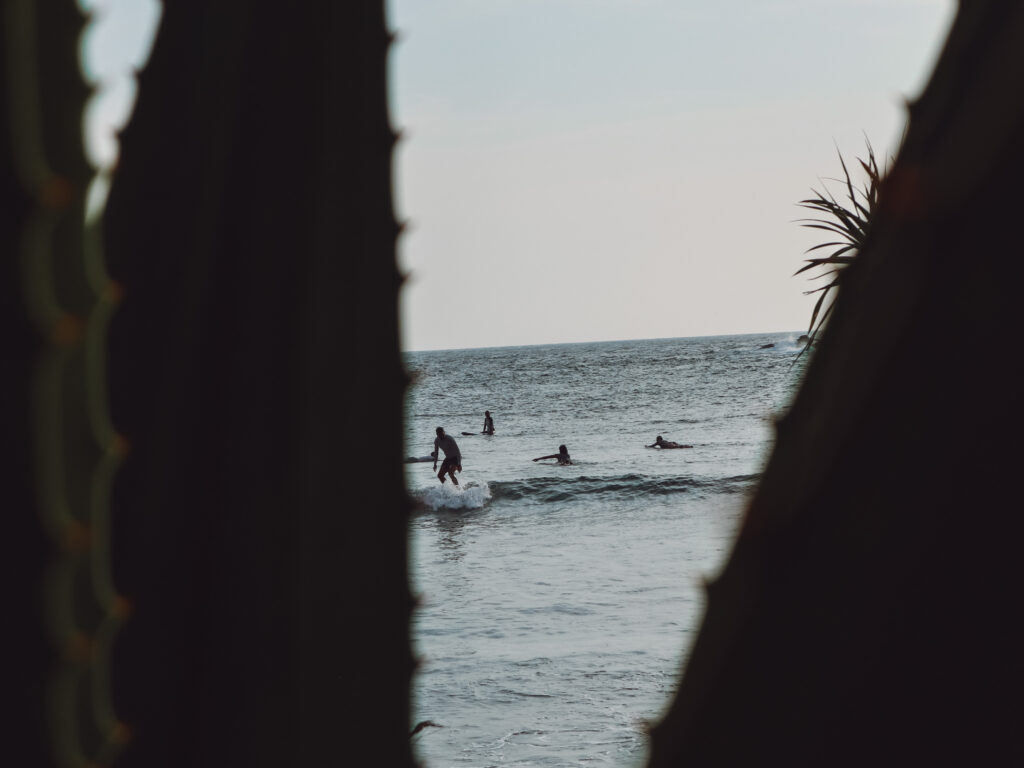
[404,455,435,463]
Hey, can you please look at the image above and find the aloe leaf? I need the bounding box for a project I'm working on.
[794,136,886,354]
[807,289,829,335]
[804,241,849,253]
[799,222,858,239]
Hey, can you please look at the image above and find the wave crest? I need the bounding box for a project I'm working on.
[415,481,492,511]
[490,473,759,502]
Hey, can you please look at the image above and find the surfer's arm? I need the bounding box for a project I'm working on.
[533,454,558,461]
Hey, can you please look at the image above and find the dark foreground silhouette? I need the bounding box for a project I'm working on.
[8,3,1024,767]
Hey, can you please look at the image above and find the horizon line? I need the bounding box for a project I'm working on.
[404,329,805,354]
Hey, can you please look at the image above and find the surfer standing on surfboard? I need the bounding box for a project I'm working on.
[483,411,495,435]
[433,427,463,485]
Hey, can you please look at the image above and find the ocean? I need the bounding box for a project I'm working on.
[405,332,807,767]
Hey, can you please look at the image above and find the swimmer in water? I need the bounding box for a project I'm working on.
[533,445,572,465]
[646,435,691,449]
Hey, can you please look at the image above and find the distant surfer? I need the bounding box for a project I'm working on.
[433,427,462,485]
[646,435,691,449]
[483,410,495,435]
[533,445,572,465]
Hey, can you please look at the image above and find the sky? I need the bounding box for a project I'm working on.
[388,0,956,351]
[79,0,162,215]
[79,1,956,352]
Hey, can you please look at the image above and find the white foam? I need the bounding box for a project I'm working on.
[417,480,492,511]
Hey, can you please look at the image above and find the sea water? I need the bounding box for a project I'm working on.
[405,333,807,767]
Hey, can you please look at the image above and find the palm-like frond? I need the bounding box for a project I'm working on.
[795,139,885,356]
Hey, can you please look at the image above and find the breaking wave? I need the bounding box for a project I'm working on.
[415,480,492,511]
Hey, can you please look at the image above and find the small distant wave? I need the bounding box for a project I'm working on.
[415,481,492,511]
[490,473,759,503]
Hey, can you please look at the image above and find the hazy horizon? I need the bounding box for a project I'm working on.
[404,327,804,355]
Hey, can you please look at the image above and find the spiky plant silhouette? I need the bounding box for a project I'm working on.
[795,139,885,354]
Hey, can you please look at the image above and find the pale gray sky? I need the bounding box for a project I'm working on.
[79,1,956,352]
[80,0,162,217]
[389,0,956,351]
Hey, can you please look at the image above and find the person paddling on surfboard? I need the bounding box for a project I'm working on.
[483,410,495,435]
[646,435,691,449]
[533,444,572,465]
[433,427,462,485]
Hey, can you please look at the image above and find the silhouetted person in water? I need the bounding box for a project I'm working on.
[533,445,572,465]
[647,435,691,449]
[433,427,462,485]
[483,410,495,435]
